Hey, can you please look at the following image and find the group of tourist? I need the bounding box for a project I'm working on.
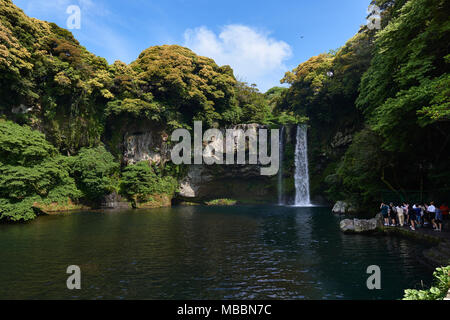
[379,202,449,232]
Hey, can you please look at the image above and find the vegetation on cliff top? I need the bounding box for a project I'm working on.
[0,0,276,150]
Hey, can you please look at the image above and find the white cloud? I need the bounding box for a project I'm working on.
[184,25,292,92]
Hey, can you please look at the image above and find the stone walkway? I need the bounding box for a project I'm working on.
[383,223,450,240]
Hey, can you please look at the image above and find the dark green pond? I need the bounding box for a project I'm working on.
[0,205,432,300]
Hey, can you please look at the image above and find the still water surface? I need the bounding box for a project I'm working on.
[0,205,432,299]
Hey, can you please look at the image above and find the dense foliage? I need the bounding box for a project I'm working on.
[0,0,114,153]
[68,146,119,202]
[353,0,450,205]
[120,161,178,208]
[129,45,239,128]
[0,120,80,221]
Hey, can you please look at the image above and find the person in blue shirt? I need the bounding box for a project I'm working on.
[413,204,422,227]
[380,203,389,226]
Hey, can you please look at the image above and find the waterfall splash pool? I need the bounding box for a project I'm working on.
[0,205,432,300]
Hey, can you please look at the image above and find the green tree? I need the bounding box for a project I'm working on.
[120,161,178,208]
[0,0,115,153]
[235,81,273,124]
[353,0,450,202]
[130,45,238,127]
[329,128,388,207]
[357,0,450,151]
[0,120,80,221]
[68,146,119,202]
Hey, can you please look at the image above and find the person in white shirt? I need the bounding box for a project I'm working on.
[396,205,404,226]
[428,202,436,213]
[427,202,436,226]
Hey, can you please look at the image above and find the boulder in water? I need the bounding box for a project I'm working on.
[354,218,378,233]
[340,215,383,234]
[340,219,355,233]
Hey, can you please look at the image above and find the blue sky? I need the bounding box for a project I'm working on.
[13,0,371,92]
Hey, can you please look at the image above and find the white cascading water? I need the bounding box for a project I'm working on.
[277,126,285,205]
[294,125,311,206]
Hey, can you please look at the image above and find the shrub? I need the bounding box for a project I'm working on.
[0,120,81,221]
[205,199,237,206]
[403,266,450,300]
[68,146,119,201]
[119,161,178,208]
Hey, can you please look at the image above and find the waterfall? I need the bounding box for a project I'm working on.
[277,126,285,205]
[294,125,311,206]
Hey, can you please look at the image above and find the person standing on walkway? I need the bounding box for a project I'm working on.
[389,203,397,226]
[396,205,405,227]
[403,203,410,225]
[419,204,426,226]
[380,203,389,226]
[433,206,443,232]
[427,202,436,228]
[410,205,417,231]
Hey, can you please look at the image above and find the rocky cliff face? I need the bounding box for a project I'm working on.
[123,130,170,166]
[120,123,283,204]
[178,164,275,203]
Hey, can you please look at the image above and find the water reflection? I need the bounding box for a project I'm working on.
[0,206,432,300]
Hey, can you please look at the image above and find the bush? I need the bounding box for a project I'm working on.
[119,161,178,208]
[68,146,119,201]
[403,266,450,300]
[0,120,81,221]
[205,199,237,206]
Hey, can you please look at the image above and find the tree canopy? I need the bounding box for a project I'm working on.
[357,0,450,151]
